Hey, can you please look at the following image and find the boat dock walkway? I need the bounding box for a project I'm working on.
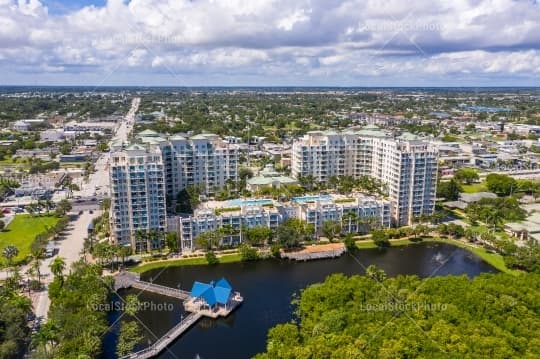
[114,271,190,299]
[114,271,242,358]
[119,312,202,359]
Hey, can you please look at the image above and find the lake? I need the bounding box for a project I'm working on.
[105,242,498,359]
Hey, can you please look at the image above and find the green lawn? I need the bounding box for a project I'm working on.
[0,215,60,266]
[131,253,242,273]
[461,182,488,193]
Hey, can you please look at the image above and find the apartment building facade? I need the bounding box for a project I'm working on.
[109,143,167,251]
[292,127,438,225]
[169,194,391,252]
[109,131,239,251]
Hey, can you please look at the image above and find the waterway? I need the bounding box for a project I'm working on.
[104,242,497,359]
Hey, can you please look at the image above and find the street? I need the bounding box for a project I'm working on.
[76,97,139,198]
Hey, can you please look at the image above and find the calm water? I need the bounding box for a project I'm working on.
[104,242,497,359]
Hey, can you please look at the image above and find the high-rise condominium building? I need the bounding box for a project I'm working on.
[109,143,167,251]
[291,126,438,225]
[109,131,239,250]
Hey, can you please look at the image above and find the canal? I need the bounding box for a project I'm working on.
[105,242,498,358]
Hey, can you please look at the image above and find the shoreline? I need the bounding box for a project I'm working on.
[129,237,519,275]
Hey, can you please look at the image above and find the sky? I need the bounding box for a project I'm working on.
[1,0,540,87]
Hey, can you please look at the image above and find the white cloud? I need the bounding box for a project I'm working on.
[0,0,539,84]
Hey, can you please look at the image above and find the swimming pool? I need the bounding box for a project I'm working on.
[226,198,274,207]
[292,194,332,203]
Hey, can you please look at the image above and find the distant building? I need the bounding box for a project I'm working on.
[246,164,297,191]
[12,119,46,131]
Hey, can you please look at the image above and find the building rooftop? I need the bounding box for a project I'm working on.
[190,278,233,307]
[138,129,160,137]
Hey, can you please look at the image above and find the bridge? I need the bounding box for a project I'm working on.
[119,312,202,359]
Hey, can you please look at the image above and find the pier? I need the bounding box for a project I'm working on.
[281,242,346,261]
[114,272,242,359]
[119,312,202,359]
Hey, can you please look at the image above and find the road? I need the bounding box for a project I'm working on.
[31,211,101,319]
[31,98,139,319]
[77,96,139,197]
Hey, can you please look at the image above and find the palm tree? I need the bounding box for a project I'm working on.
[32,321,59,358]
[2,245,19,267]
[134,230,148,253]
[342,211,359,234]
[49,256,66,280]
[30,248,45,285]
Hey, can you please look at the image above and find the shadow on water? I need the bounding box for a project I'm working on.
[104,242,498,359]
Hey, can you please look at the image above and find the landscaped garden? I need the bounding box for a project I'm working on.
[0,214,60,265]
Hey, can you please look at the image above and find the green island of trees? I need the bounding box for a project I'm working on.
[256,271,540,359]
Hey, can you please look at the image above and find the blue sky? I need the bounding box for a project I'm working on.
[42,0,106,15]
[1,0,540,86]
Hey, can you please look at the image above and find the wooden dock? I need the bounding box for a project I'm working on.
[119,312,202,359]
[114,271,190,299]
[114,271,242,358]
[184,292,243,318]
[281,242,346,261]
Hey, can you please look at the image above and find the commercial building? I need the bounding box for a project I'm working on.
[291,126,438,225]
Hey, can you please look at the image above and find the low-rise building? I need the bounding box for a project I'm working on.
[171,193,391,252]
[246,164,297,191]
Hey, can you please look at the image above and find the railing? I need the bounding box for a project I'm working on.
[119,312,202,359]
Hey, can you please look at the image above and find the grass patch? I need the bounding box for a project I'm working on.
[0,214,60,266]
[461,182,488,193]
[130,253,242,273]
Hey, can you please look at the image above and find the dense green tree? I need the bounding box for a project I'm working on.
[256,273,540,359]
[485,173,518,196]
[274,218,313,249]
[0,289,32,358]
[454,168,479,185]
[243,226,272,246]
[49,256,66,281]
[321,220,342,241]
[371,229,390,247]
[116,321,143,358]
[238,244,259,261]
[437,178,462,200]
[466,196,526,228]
[43,261,113,358]
[166,232,179,252]
[54,199,72,217]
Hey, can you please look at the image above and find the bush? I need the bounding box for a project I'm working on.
[239,244,259,261]
[371,229,390,247]
[270,243,281,258]
[205,251,219,265]
[343,233,356,251]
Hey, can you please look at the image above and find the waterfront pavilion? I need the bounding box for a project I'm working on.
[189,278,233,310]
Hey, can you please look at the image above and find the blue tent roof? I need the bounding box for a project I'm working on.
[216,277,232,290]
[214,286,231,304]
[189,278,233,306]
[190,281,212,297]
[201,287,217,306]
